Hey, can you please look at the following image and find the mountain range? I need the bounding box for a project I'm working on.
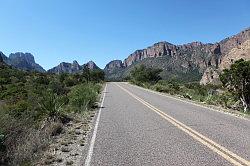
[104,27,250,84]
[47,60,99,74]
[1,27,249,84]
[0,52,99,74]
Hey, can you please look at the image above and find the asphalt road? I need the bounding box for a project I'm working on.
[84,82,250,166]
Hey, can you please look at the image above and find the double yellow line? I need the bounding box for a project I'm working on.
[115,83,250,166]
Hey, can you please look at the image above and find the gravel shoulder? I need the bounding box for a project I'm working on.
[36,84,106,166]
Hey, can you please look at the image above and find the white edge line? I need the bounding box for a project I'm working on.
[85,83,107,166]
[124,82,250,122]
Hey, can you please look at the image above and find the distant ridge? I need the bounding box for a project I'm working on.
[1,27,249,84]
[47,60,100,74]
[0,52,45,72]
[104,27,250,84]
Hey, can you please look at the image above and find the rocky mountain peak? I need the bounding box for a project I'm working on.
[0,52,9,63]
[9,52,36,64]
[85,61,99,70]
[48,61,81,74]
[73,60,79,65]
[104,60,124,71]
[48,60,100,74]
[0,52,45,72]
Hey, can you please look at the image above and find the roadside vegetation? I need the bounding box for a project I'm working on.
[0,61,104,165]
[129,59,250,114]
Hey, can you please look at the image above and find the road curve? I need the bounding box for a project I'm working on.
[84,82,250,166]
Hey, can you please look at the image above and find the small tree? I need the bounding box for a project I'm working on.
[130,65,162,83]
[90,69,105,82]
[220,59,250,113]
[82,64,90,83]
[59,73,68,83]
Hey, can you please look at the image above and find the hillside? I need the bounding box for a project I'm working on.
[0,59,103,165]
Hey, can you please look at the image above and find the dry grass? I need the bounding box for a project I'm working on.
[1,117,63,165]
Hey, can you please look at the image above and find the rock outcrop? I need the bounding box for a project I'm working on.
[48,61,82,74]
[85,61,99,70]
[104,60,125,80]
[200,67,221,85]
[104,60,124,72]
[0,52,45,72]
[123,42,177,67]
[200,28,250,84]
[219,39,250,70]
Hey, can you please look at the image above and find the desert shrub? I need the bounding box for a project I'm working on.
[2,117,62,165]
[90,69,105,83]
[59,73,68,83]
[152,80,181,95]
[0,64,103,165]
[152,84,171,93]
[182,93,192,100]
[33,75,50,85]
[48,81,69,95]
[204,94,221,105]
[38,90,68,118]
[68,83,101,112]
[217,92,238,109]
[64,77,77,87]
[7,100,30,118]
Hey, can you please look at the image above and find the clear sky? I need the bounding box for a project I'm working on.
[0,0,249,69]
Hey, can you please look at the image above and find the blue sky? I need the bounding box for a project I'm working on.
[0,0,249,69]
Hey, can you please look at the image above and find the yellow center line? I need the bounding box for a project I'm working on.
[115,83,250,166]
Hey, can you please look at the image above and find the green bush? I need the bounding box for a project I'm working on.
[48,81,69,95]
[0,64,104,165]
[7,100,30,118]
[64,77,77,87]
[38,90,68,118]
[130,65,162,83]
[68,83,101,112]
[152,80,181,95]
[152,84,171,93]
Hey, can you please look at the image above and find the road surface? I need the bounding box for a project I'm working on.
[84,82,250,166]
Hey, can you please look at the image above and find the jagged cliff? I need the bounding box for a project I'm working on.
[200,28,250,84]
[104,60,125,80]
[105,28,250,84]
[48,61,82,74]
[48,60,100,74]
[85,61,100,70]
[0,52,45,72]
